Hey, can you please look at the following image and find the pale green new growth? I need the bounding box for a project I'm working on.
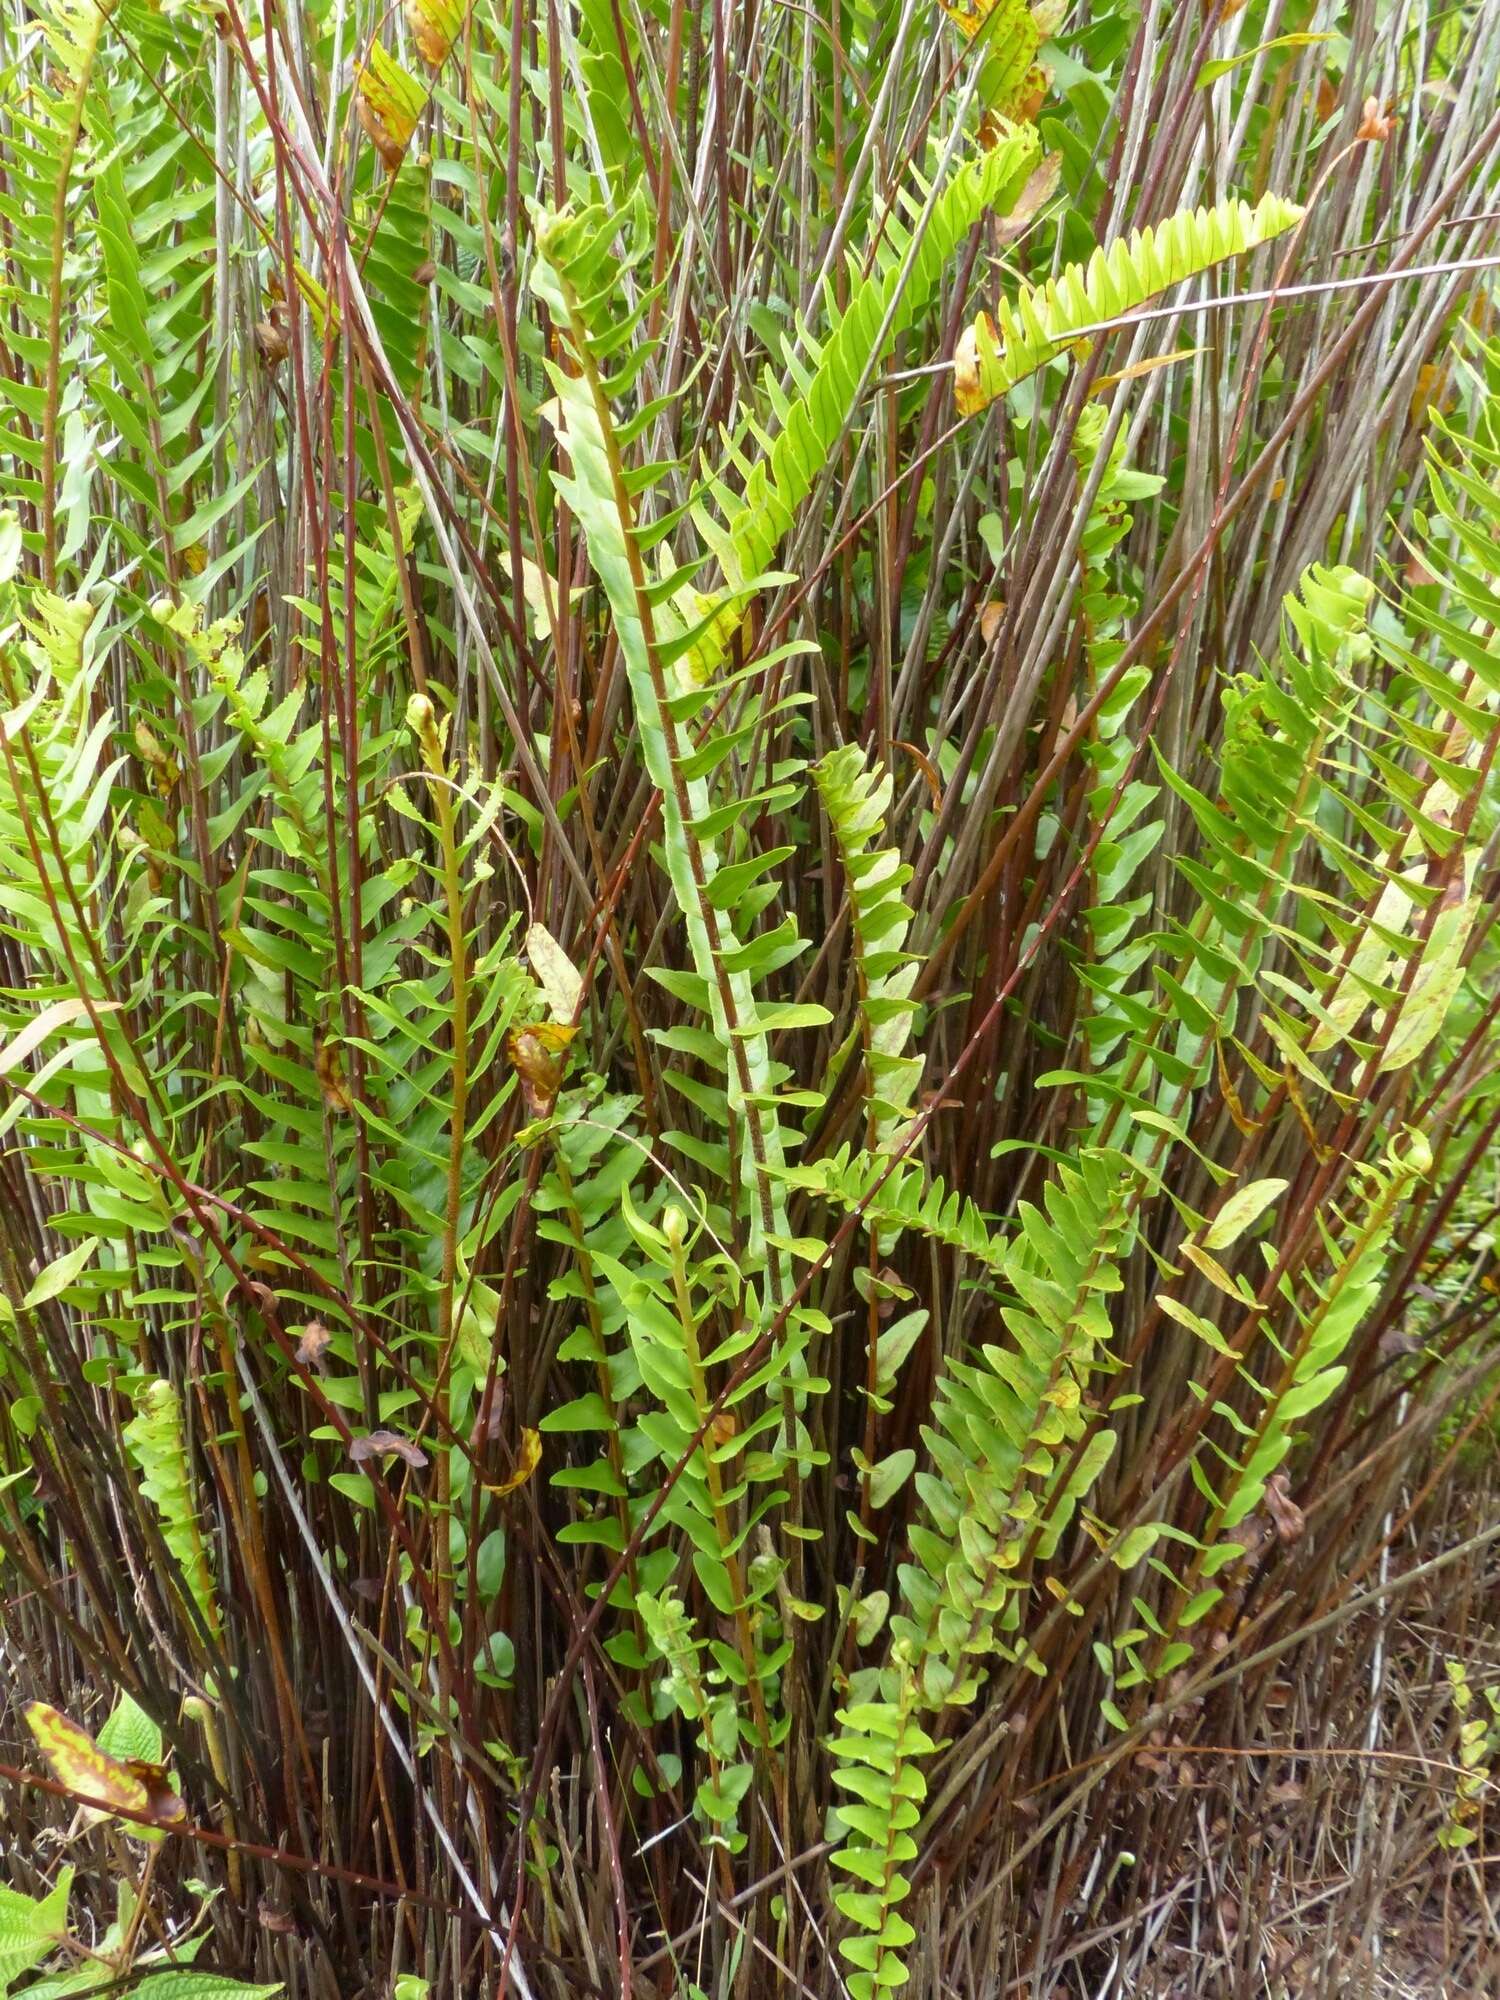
[960,192,1304,409]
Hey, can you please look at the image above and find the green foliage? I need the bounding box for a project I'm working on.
[958,193,1305,411]
[123,1378,221,1642]
[1439,1658,1500,1851]
[704,130,1042,598]
[813,745,923,1147]
[0,1871,71,1997]
[0,1858,278,2000]
[0,2,1496,1992]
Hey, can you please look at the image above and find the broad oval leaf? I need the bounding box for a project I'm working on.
[1202,1178,1289,1250]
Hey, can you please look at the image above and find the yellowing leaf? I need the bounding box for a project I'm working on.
[1379,891,1477,1075]
[315,1035,355,1113]
[23,1702,185,1826]
[403,0,465,66]
[1156,1293,1235,1355]
[356,43,426,172]
[939,0,1002,41]
[953,311,1000,417]
[0,997,120,1077]
[1090,347,1201,397]
[1180,1240,1248,1299]
[940,0,1048,123]
[506,1021,575,1117]
[525,921,583,1024]
[485,1426,541,1497]
[1308,869,1411,1051]
[1202,1177,1289,1250]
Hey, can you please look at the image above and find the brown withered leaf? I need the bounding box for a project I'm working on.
[708,1410,737,1451]
[506,1021,575,1118]
[133,719,179,795]
[349,1429,429,1470]
[254,311,288,367]
[1264,1473,1306,1545]
[893,739,943,811]
[127,1758,186,1826]
[315,1035,355,1114]
[1357,94,1393,142]
[294,1320,333,1368]
[994,151,1062,245]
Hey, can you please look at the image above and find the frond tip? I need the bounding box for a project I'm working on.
[954,192,1304,413]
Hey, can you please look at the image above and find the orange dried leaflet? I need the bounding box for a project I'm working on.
[507,1021,575,1117]
[485,1426,541,1498]
[356,42,425,172]
[404,0,464,65]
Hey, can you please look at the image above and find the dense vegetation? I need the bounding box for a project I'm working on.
[1,0,1498,1992]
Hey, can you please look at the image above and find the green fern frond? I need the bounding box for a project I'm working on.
[957,192,1303,412]
[124,1378,221,1642]
[829,1150,1133,1987]
[782,1146,1010,1277]
[813,745,923,1147]
[827,1673,933,2000]
[1218,1131,1429,1528]
[1070,403,1164,1065]
[701,130,1042,597]
[534,208,804,1293]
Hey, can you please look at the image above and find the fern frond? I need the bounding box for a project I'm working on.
[123,1377,221,1642]
[781,1146,1010,1277]
[813,745,922,1147]
[828,1150,1133,1987]
[956,193,1304,412]
[534,209,804,1297]
[827,1674,933,2000]
[703,131,1041,598]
